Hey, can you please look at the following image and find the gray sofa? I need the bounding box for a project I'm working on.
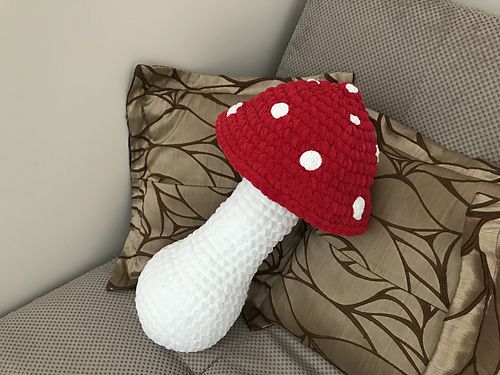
[0,260,341,375]
[1,1,499,374]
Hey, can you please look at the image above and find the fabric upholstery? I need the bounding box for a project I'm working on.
[0,261,191,375]
[244,110,500,375]
[277,0,500,165]
[0,259,343,375]
[108,64,353,290]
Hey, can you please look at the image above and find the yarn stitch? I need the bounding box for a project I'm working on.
[216,80,378,235]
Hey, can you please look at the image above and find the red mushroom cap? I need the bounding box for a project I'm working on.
[215,80,378,236]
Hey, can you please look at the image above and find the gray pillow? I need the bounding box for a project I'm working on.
[277,0,500,165]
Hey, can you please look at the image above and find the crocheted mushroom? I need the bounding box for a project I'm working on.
[135,80,378,352]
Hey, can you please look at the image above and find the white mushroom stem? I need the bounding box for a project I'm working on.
[135,178,298,352]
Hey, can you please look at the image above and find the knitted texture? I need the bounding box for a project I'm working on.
[216,80,378,235]
[136,179,298,352]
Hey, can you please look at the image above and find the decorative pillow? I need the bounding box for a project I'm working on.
[107,65,353,290]
[244,110,500,375]
[424,192,500,374]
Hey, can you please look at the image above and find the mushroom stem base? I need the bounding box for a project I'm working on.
[135,178,298,352]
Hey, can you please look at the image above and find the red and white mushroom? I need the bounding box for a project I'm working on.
[135,80,378,352]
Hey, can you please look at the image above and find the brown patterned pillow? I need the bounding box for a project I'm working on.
[424,192,500,374]
[244,110,500,375]
[107,65,353,290]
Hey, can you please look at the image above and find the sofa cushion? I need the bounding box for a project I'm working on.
[107,65,353,290]
[277,0,500,165]
[0,260,343,375]
[0,261,192,375]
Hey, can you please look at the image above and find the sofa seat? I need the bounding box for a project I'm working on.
[0,260,342,375]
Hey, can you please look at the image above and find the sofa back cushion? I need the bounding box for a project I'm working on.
[277,0,500,165]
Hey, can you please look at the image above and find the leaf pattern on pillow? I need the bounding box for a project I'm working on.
[424,193,500,374]
[318,112,500,310]
[248,227,446,375]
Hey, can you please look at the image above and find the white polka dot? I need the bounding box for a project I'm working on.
[375,145,380,162]
[299,150,322,171]
[307,79,320,84]
[271,102,289,119]
[345,83,359,93]
[350,114,361,125]
[227,102,243,117]
[352,196,365,221]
